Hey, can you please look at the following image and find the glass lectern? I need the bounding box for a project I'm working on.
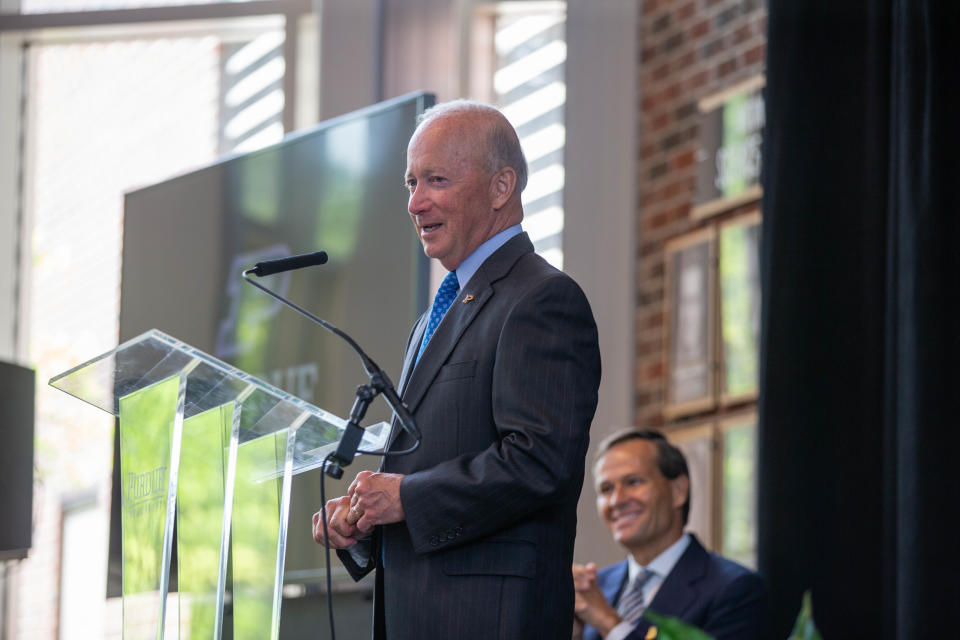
[50,329,388,639]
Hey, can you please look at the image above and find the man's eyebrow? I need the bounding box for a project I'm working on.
[407,168,441,179]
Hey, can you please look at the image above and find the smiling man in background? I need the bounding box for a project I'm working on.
[573,428,768,640]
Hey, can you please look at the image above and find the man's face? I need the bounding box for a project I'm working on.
[405,117,498,271]
[594,439,687,558]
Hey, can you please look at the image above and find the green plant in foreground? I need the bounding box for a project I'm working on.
[642,610,715,640]
[788,591,824,640]
[640,588,824,640]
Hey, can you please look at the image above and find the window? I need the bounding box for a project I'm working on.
[0,3,306,633]
[474,2,566,269]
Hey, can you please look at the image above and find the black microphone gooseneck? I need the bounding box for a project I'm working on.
[242,252,421,479]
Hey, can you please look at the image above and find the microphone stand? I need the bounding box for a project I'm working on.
[242,268,420,479]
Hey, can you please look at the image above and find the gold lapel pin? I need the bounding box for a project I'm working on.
[463,294,475,303]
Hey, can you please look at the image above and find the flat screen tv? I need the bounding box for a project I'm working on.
[110,92,434,597]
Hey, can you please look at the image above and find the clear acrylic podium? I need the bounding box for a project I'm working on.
[50,329,388,640]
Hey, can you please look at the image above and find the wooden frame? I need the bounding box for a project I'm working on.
[717,210,762,406]
[691,74,765,220]
[663,227,717,418]
[717,412,758,569]
[666,421,718,551]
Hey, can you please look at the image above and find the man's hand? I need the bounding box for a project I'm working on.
[572,616,585,640]
[312,495,362,549]
[347,471,406,533]
[573,562,622,636]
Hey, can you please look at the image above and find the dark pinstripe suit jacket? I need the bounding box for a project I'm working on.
[339,233,601,639]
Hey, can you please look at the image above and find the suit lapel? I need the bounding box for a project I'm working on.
[646,535,709,619]
[397,313,428,397]
[604,560,630,607]
[383,314,428,452]
[399,273,491,414]
[399,233,534,416]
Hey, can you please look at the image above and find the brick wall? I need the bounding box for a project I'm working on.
[635,0,767,427]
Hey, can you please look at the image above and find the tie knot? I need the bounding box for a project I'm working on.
[432,271,460,317]
[438,270,459,297]
[633,568,655,588]
[625,568,654,598]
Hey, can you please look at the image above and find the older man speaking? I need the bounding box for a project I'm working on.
[313,100,601,639]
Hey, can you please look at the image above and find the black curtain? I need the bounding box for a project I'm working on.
[759,1,960,637]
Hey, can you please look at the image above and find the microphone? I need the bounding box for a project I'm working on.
[241,253,421,477]
[249,251,328,277]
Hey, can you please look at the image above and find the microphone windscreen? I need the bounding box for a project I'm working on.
[252,251,328,277]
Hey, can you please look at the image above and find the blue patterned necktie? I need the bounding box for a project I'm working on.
[416,271,460,365]
[616,568,655,625]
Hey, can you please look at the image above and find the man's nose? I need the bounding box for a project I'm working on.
[609,484,627,507]
[408,184,428,214]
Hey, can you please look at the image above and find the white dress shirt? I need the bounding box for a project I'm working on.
[605,533,692,640]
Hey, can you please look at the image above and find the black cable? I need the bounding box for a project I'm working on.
[320,453,337,640]
[357,440,418,456]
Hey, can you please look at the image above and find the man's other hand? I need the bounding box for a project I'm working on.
[347,471,406,533]
[573,562,623,636]
[312,495,362,549]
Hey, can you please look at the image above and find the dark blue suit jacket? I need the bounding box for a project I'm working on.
[339,233,601,639]
[583,535,769,640]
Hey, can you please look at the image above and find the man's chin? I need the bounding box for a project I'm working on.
[611,526,644,547]
[425,248,460,271]
[421,241,445,261]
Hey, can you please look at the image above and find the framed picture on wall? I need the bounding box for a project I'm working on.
[719,412,758,569]
[718,211,762,404]
[692,75,765,220]
[667,422,717,551]
[664,228,717,417]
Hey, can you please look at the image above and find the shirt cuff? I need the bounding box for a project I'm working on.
[604,620,637,640]
[346,543,372,569]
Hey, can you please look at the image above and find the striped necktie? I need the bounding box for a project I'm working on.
[616,569,655,624]
[416,271,460,365]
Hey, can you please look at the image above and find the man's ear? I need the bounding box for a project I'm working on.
[490,167,517,210]
[671,474,690,511]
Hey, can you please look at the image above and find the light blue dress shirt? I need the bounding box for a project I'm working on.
[606,533,693,640]
[453,224,523,289]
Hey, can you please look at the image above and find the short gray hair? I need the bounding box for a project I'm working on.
[416,99,528,192]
